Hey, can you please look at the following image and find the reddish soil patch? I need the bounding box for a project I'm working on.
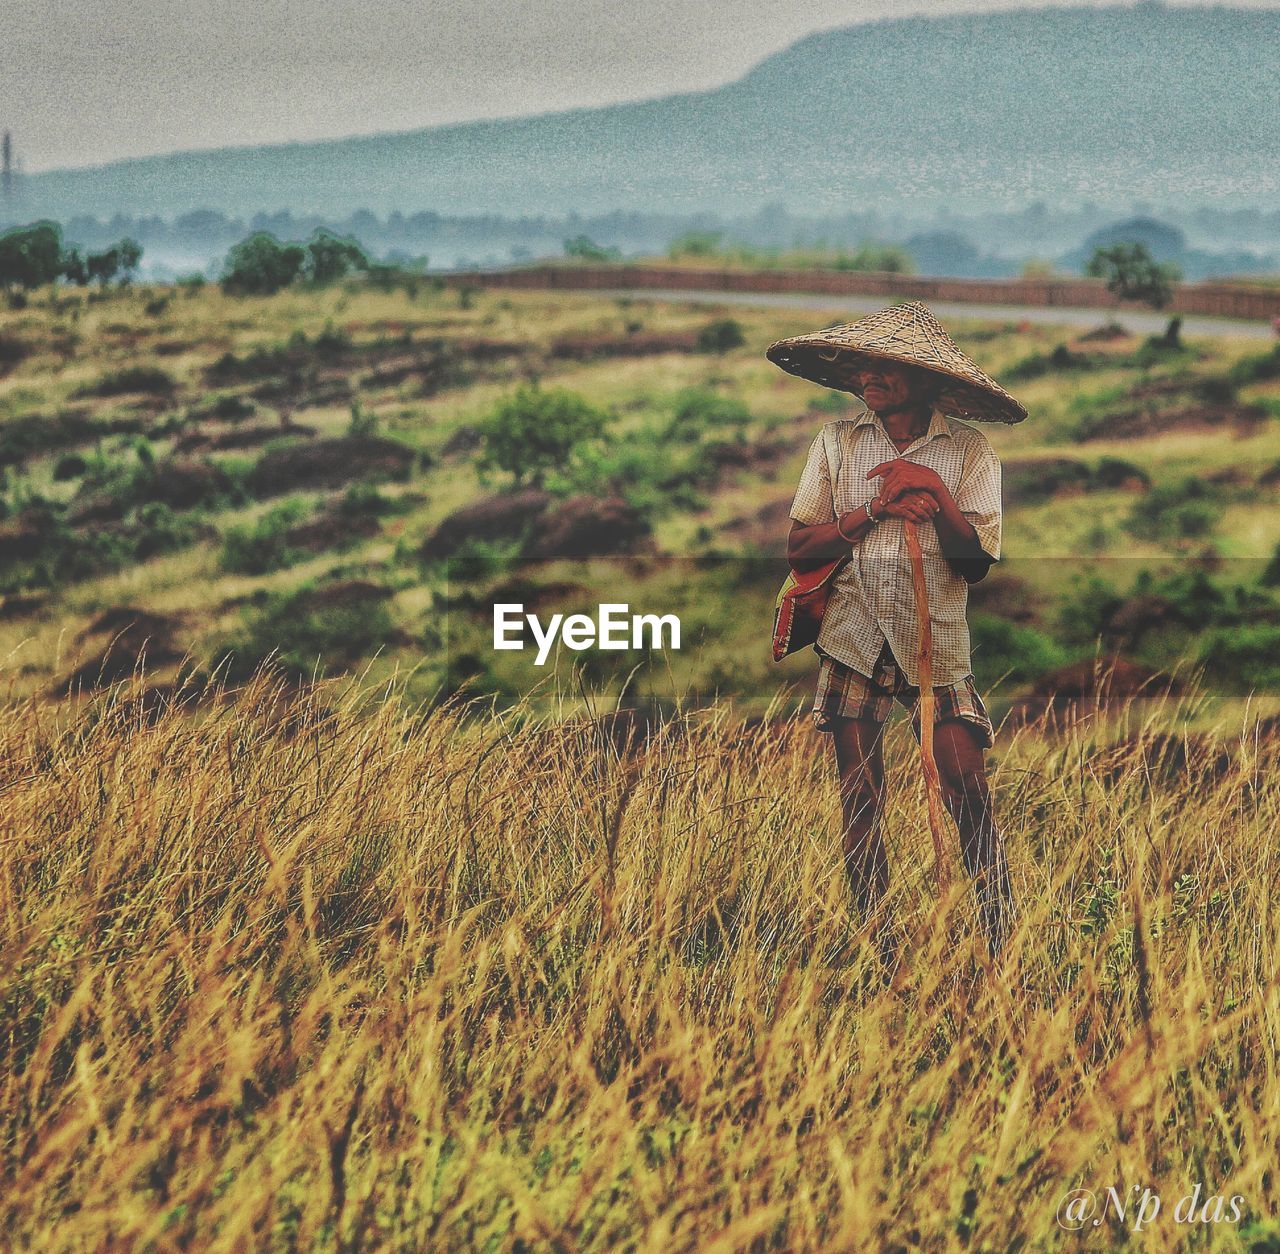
[549,331,699,361]
[290,580,394,613]
[284,509,381,554]
[1001,457,1092,506]
[246,436,415,496]
[726,496,795,548]
[967,573,1043,625]
[441,424,483,458]
[175,421,316,454]
[1006,655,1181,727]
[420,488,553,560]
[1093,732,1234,789]
[56,607,186,692]
[524,495,654,560]
[0,593,46,620]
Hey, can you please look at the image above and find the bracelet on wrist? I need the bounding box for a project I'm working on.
[836,511,859,543]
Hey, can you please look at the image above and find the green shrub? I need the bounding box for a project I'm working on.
[664,388,752,442]
[477,384,610,488]
[696,319,746,354]
[219,500,310,574]
[1228,344,1280,386]
[78,365,175,397]
[1126,477,1216,541]
[968,613,1067,688]
[219,583,397,681]
[1197,624,1280,691]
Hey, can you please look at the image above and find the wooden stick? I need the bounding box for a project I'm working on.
[903,521,949,889]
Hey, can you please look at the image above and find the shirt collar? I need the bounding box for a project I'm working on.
[852,405,953,445]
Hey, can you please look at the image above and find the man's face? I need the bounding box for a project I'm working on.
[854,361,931,412]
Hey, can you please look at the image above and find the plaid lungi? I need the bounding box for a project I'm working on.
[812,639,995,748]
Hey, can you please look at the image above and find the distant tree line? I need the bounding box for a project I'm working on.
[219,228,374,295]
[0,220,142,299]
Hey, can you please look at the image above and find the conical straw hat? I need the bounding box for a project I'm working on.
[766,300,1028,424]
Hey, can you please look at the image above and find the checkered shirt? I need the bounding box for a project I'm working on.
[788,407,1003,687]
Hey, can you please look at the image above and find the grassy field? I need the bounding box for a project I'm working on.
[3,277,1280,731]
[2,671,1280,1248]
[4,277,1280,1247]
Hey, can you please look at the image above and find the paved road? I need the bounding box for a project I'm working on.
[594,287,1278,340]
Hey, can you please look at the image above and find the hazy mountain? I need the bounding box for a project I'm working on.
[8,4,1279,223]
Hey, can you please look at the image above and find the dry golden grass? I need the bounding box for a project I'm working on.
[3,667,1280,1250]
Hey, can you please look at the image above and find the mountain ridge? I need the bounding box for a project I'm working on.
[7,4,1278,223]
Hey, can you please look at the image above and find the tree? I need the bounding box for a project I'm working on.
[0,221,65,292]
[305,228,369,284]
[60,247,88,286]
[220,231,307,295]
[477,384,610,488]
[117,237,143,283]
[563,235,621,263]
[86,247,120,287]
[1085,241,1181,310]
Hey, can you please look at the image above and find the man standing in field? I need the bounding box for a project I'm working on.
[767,301,1024,963]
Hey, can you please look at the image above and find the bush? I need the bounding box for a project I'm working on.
[220,583,397,681]
[477,384,610,488]
[219,500,310,575]
[1229,344,1280,386]
[52,453,87,481]
[79,365,175,397]
[968,613,1067,688]
[1126,477,1216,541]
[696,319,746,354]
[220,232,307,296]
[1198,624,1280,691]
[664,388,752,442]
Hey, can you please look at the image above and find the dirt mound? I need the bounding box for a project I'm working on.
[57,607,185,692]
[175,422,316,454]
[724,496,796,551]
[420,488,553,560]
[67,459,234,524]
[1101,595,1182,648]
[247,436,415,497]
[289,581,393,614]
[441,424,483,457]
[1093,732,1234,789]
[1076,321,1132,343]
[0,593,46,620]
[549,331,699,361]
[486,578,584,612]
[1079,375,1265,441]
[524,495,654,560]
[284,509,381,554]
[1001,457,1092,506]
[1006,655,1181,727]
[967,573,1042,624]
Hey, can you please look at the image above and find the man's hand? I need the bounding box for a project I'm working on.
[867,459,949,507]
[875,492,940,524]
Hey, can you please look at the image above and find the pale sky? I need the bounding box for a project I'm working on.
[6,0,1277,172]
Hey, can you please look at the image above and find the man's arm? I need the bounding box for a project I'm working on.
[788,494,942,572]
[866,454,999,584]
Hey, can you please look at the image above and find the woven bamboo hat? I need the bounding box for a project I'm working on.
[766,300,1027,424]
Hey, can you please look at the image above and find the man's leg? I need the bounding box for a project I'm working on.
[831,717,891,946]
[933,720,1014,957]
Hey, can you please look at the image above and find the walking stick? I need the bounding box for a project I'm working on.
[902,520,949,890]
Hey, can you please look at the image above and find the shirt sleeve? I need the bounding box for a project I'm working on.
[954,433,1002,562]
[789,427,837,526]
